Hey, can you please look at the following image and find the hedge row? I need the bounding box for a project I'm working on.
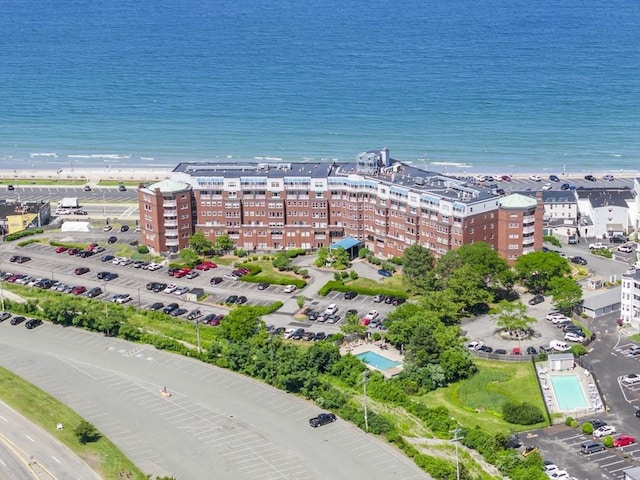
[317,280,408,299]
[5,228,44,241]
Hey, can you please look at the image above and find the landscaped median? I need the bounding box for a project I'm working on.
[0,367,148,480]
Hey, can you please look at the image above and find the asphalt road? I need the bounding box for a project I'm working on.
[0,401,102,480]
[0,323,429,480]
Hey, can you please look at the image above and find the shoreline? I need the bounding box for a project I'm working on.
[0,164,637,185]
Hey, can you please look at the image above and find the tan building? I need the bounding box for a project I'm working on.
[138,179,194,253]
[138,150,544,260]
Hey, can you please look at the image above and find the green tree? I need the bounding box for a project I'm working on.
[490,300,536,334]
[340,312,367,337]
[330,247,350,270]
[272,252,291,271]
[216,308,261,342]
[419,290,464,325]
[514,251,570,293]
[441,264,493,313]
[178,247,199,265]
[74,420,101,444]
[314,246,330,267]
[547,276,583,314]
[213,234,234,254]
[401,244,436,293]
[358,247,370,258]
[189,231,213,255]
[296,295,305,309]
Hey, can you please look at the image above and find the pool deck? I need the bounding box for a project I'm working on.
[536,363,604,420]
[342,340,404,377]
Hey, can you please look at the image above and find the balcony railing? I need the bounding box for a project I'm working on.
[164,200,177,208]
[164,220,178,227]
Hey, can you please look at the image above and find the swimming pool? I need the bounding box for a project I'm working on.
[549,375,588,410]
[356,350,402,371]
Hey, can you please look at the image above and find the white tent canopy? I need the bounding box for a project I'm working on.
[60,221,92,233]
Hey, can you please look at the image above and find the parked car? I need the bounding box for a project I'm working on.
[257,282,269,290]
[103,225,113,232]
[107,236,118,244]
[603,174,615,181]
[195,261,217,270]
[0,312,11,322]
[148,302,164,311]
[309,413,336,428]
[528,294,544,305]
[71,286,87,295]
[588,242,607,250]
[25,319,43,329]
[55,246,68,253]
[10,316,26,325]
[152,283,167,293]
[584,175,596,182]
[344,291,358,300]
[74,267,90,275]
[324,304,339,315]
[162,303,179,314]
[588,419,607,429]
[377,269,393,277]
[365,310,379,320]
[571,256,588,265]
[224,273,239,281]
[86,287,103,298]
[614,435,635,447]
[225,295,238,304]
[236,296,248,305]
[529,174,541,182]
[210,276,223,285]
[118,184,127,191]
[581,441,605,454]
[621,374,640,385]
[549,175,560,182]
[564,332,585,342]
[478,345,493,353]
[173,286,189,295]
[494,349,507,355]
[467,341,484,351]
[164,284,178,294]
[187,309,202,320]
[593,425,617,438]
[618,244,635,253]
[560,182,570,190]
[120,225,129,232]
[373,294,385,303]
[526,346,538,355]
[101,254,115,262]
[542,182,553,191]
[284,284,297,293]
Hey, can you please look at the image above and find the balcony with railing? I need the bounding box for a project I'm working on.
[523,226,536,234]
[164,220,178,227]
[523,215,535,224]
[163,210,177,218]
[163,200,177,208]
[165,238,179,247]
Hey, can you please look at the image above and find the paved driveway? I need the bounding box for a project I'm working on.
[0,323,429,480]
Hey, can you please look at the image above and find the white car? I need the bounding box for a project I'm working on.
[284,328,296,339]
[164,284,177,294]
[173,286,189,296]
[593,425,617,438]
[467,341,484,351]
[621,374,640,385]
[529,174,542,182]
[224,273,239,281]
[365,310,379,320]
[284,285,297,293]
[324,303,339,315]
[628,346,640,357]
[618,244,634,253]
[547,471,569,480]
[564,332,585,342]
[546,312,566,321]
[542,182,553,191]
[474,175,487,183]
[588,242,607,250]
[114,294,132,304]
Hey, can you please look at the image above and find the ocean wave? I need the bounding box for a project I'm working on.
[30,153,58,157]
[67,154,132,159]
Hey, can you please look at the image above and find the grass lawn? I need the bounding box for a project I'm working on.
[242,260,302,283]
[0,178,87,185]
[417,359,547,434]
[0,367,147,480]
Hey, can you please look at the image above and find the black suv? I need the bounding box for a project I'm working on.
[344,291,358,300]
[86,287,103,298]
[309,413,336,428]
[162,303,179,314]
[528,294,544,306]
[571,256,588,265]
[107,236,118,244]
[25,319,43,329]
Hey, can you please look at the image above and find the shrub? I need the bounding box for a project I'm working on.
[285,248,306,258]
[390,256,403,265]
[137,245,149,254]
[502,401,544,425]
[543,235,562,247]
[74,420,101,444]
[581,422,594,435]
[358,247,369,258]
[564,417,574,426]
[570,344,587,357]
[17,239,40,246]
[316,280,408,299]
[366,255,382,266]
[234,248,247,257]
[5,228,43,241]
[602,436,614,448]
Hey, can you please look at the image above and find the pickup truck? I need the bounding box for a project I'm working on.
[588,242,607,250]
[309,413,336,428]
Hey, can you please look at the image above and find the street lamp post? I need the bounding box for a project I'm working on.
[451,427,464,480]
[196,319,201,354]
[0,277,5,311]
[361,371,370,432]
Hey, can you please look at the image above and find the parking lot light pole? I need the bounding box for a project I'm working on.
[361,371,370,432]
[451,426,464,480]
[196,319,201,354]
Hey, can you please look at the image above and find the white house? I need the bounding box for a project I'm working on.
[621,268,640,328]
[575,188,636,240]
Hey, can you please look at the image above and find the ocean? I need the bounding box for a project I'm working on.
[0,0,638,174]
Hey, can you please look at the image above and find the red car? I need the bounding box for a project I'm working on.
[71,286,87,295]
[614,435,635,447]
[67,248,79,255]
[55,246,68,253]
[87,243,98,252]
[360,317,371,326]
[195,261,217,271]
[173,268,191,278]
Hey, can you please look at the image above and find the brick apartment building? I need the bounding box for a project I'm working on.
[137,149,544,262]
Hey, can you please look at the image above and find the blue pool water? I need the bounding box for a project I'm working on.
[550,375,588,411]
[356,351,402,371]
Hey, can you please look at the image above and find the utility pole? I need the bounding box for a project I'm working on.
[196,319,201,354]
[0,277,5,311]
[451,427,464,480]
[362,371,370,432]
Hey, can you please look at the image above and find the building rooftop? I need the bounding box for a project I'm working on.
[498,193,537,209]
[173,160,499,205]
[145,179,191,193]
[576,188,634,208]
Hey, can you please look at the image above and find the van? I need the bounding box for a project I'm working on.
[580,441,605,454]
[549,340,570,352]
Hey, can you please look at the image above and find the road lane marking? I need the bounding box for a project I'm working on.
[25,434,34,442]
[0,416,7,422]
[52,455,61,463]
[0,459,5,466]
